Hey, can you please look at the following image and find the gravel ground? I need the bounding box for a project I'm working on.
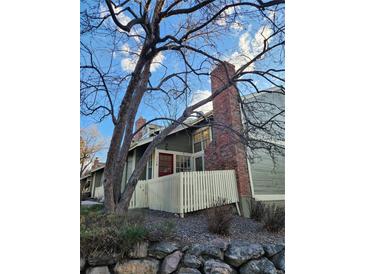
[137,208,284,246]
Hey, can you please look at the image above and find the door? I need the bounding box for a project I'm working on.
[158,153,174,177]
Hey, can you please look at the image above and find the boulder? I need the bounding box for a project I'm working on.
[189,244,224,260]
[239,257,277,274]
[81,256,86,271]
[128,241,149,258]
[86,266,110,274]
[210,239,229,251]
[148,242,179,259]
[161,250,183,274]
[183,254,202,268]
[88,254,117,266]
[269,250,285,271]
[204,259,236,274]
[178,267,202,274]
[262,244,284,258]
[114,258,160,274]
[224,242,264,267]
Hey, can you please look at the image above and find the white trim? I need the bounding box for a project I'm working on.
[155,149,194,177]
[132,149,136,170]
[246,158,255,197]
[253,194,285,201]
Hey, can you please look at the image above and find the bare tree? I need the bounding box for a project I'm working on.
[80,0,285,214]
[80,125,106,177]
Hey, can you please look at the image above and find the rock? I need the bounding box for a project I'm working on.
[178,267,202,274]
[204,259,236,274]
[148,242,179,259]
[189,244,224,260]
[81,256,86,271]
[86,266,110,274]
[239,257,277,274]
[182,245,190,252]
[224,242,264,267]
[160,250,183,274]
[128,241,149,258]
[210,239,229,251]
[183,254,202,268]
[276,271,284,274]
[88,254,117,266]
[262,244,284,258]
[114,258,160,274]
[270,250,285,271]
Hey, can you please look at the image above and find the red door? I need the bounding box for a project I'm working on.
[158,153,174,177]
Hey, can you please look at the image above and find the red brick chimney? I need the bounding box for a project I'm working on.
[204,62,252,216]
[133,116,146,141]
[92,157,100,169]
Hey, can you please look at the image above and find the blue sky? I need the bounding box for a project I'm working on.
[80,2,284,161]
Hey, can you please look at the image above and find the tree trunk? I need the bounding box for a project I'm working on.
[102,43,152,213]
[113,58,153,203]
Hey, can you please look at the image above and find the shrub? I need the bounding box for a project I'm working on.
[206,199,234,235]
[80,210,148,259]
[262,204,285,232]
[250,200,266,222]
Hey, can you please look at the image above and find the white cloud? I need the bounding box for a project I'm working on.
[215,6,242,30]
[120,45,164,72]
[190,90,213,114]
[225,26,273,71]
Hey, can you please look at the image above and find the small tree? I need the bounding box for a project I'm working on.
[80,126,106,200]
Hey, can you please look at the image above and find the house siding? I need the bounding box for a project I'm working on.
[249,149,285,195]
[157,131,192,153]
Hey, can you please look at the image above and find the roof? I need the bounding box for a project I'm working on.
[80,164,105,180]
[129,110,213,150]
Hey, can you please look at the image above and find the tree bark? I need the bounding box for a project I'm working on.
[102,42,153,213]
[112,58,153,203]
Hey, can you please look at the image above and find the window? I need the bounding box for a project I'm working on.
[195,156,203,171]
[147,154,153,179]
[176,155,191,173]
[193,128,211,153]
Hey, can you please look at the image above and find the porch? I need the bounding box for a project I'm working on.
[94,170,240,217]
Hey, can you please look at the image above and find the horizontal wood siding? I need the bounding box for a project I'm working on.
[249,150,285,195]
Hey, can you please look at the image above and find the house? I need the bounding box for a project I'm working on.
[80,158,105,199]
[82,62,284,216]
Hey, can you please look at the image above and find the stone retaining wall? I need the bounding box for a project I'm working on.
[81,240,285,274]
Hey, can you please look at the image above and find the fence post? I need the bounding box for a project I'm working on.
[179,172,184,218]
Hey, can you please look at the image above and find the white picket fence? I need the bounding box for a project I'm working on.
[92,170,240,217]
[143,170,240,217]
[129,180,148,208]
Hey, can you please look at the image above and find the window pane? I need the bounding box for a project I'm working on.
[195,157,203,171]
[194,142,202,152]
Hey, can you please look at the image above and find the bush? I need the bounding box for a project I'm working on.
[206,199,234,235]
[250,200,266,222]
[262,204,285,232]
[80,210,148,259]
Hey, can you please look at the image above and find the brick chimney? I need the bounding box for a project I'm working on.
[204,62,252,217]
[92,157,100,169]
[133,116,146,141]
